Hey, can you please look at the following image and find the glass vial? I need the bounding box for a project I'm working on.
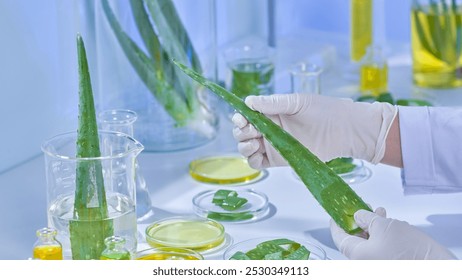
[98,109,154,222]
[360,45,388,96]
[290,62,323,94]
[32,227,63,260]
[350,0,373,62]
[100,236,131,260]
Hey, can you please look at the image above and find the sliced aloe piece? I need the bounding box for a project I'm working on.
[173,60,371,234]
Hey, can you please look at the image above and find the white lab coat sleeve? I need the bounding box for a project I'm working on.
[399,106,462,195]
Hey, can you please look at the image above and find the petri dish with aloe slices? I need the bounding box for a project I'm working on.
[145,217,226,253]
[193,189,269,223]
[189,155,265,185]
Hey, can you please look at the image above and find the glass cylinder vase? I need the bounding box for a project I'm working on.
[89,0,219,151]
[41,131,143,259]
[411,0,462,88]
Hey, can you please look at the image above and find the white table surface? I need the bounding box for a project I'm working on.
[1,33,461,260]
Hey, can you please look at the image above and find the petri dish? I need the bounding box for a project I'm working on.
[145,217,225,252]
[223,237,327,260]
[136,247,204,260]
[193,189,269,223]
[189,155,263,185]
[293,158,371,185]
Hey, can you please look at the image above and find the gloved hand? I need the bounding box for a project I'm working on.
[232,93,397,169]
[330,208,457,260]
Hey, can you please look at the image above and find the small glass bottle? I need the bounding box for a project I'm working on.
[32,227,63,260]
[100,236,131,260]
[290,62,323,94]
[360,45,388,96]
[98,109,154,222]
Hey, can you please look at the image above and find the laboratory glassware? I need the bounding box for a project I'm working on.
[98,109,154,222]
[42,131,142,259]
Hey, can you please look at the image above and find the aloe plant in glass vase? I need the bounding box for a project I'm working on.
[91,0,219,151]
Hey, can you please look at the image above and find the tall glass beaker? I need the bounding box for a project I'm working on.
[88,0,219,152]
[41,131,143,259]
[98,109,154,222]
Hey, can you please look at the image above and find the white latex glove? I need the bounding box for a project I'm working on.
[232,93,397,169]
[330,208,457,260]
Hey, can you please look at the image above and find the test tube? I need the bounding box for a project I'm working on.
[98,109,154,222]
[290,62,323,94]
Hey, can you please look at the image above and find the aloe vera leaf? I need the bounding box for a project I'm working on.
[207,212,254,222]
[129,0,163,69]
[102,0,191,126]
[144,0,202,73]
[129,0,184,95]
[144,0,201,112]
[412,2,440,59]
[70,35,114,260]
[230,251,251,260]
[173,60,372,234]
[452,0,462,59]
[396,98,433,106]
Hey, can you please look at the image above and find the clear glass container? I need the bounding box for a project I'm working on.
[98,109,154,222]
[32,227,63,260]
[86,0,219,151]
[411,0,462,88]
[41,131,142,259]
[136,247,203,260]
[290,62,323,94]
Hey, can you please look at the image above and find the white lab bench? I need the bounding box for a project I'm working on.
[1,32,461,260]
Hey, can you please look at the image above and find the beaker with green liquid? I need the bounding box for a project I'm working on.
[411,0,462,88]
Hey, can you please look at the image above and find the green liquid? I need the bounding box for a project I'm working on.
[230,60,275,99]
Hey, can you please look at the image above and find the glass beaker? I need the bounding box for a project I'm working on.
[98,109,154,222]
[411,0,462,88]
[290,62,323,94]
[223,41,276,99]
[41,131,143,259]
[85,0,219,152]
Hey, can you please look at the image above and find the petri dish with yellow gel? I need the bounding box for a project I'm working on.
[145,217,225,252]
[189,155,263,185]
[136,247,203,260]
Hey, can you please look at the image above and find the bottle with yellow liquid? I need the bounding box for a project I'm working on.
[360,45,388,96]
[411,0,462,88]
[350,0,373,62]
[32,227,63,260]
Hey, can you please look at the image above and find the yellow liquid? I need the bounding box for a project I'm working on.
[411,5,462,88]
[33,245,63,260]
[137,253,200,260]
[350,0,373,62]
[360,64,388,95]
[189,156,261,184]
[146,219,225,251]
